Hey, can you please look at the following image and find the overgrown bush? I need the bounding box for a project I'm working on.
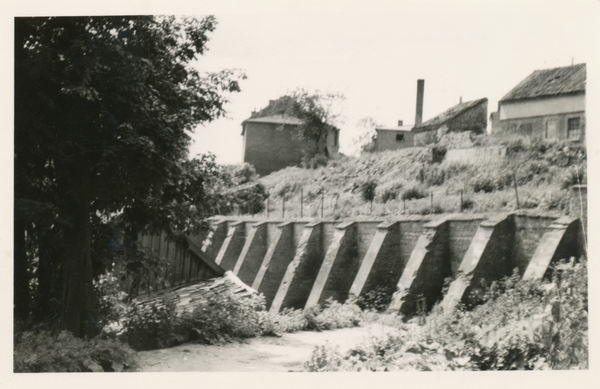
[227,163,258,185]
[304,260,588,371]
[471,174,496,193]
[360,180,378,203]
[304,298,362,331]
[308,153,329,169]
[426,166,446,186]
[14,329,137,372]
[122,292,266,351]
[121,299,181,351]
[402,185,426,200]
[431,144,447,163]
[357,285,395,312]
[94,272,128,327]
[181,292,264,344]
[560,165,586,190]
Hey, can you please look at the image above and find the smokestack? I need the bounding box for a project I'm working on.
[415,79,425,127]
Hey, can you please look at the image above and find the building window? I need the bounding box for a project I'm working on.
[568,117,581,140]
[396,134,405,142]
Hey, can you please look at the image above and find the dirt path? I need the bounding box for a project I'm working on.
[135,323,398,372]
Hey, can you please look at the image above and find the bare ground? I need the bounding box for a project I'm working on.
[135,323,398,372]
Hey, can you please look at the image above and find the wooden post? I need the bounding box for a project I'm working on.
[513,173,520,210]
[300,187,303,218]
[460,190,463,213]
[403,199,406,214]
[283,196,286,218]
[321,192,324,219]
[430,192,433,213]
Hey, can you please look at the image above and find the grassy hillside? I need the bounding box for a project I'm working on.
[248,136,586,220]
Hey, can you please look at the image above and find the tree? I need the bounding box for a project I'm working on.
[15,16,244,337]
[354,116,382,154]
[252,89,344,157]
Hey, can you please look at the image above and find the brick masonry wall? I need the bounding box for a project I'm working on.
[398,219,430,268]
[361,223,403,293]
[255,224,296,308]
[462,216,514,304]
[243,122,310,176]
[277,223,325,310]
[512,214,556,275]
[318,225,361,304]
[447,218,484,275]
[235,223,268,285]
[445,147,507,164]
[376,130,415,151]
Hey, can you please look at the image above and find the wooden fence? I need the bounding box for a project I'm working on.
[114,230,223,298]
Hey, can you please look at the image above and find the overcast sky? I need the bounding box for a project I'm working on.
[181,0,598,164]
[3,0,598,165]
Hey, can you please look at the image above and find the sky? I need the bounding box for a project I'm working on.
[181,0,599,164]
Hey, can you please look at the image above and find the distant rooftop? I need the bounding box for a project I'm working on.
[500,63,586,102]
[243,114,304,125]
[414,98,487,130]
[376,125,414,132]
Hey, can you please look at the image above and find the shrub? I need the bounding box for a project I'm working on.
[14,329,137,372]
[426,166,446,186]
[461,198,474,211]
[402,185,426,200]
[238,183,268,214]
[360,180,378,202]
[229,163,258,184]
[560,165,586,190]
[516,160,550,185]
[182,292,264,344]
[357,285,395,312]
[304,344,345,372]
[309,154,329,169]
[308,260,588,371]
[304,298,362,331]
[94,272,128,327]
[431,144,447,163]
[121,299,181,351]
[471,174,495,193]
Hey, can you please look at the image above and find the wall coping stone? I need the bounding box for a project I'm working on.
[480,214,510,228]
[376,221,398,230]
[549,215,578,228]
[335,221,357,230]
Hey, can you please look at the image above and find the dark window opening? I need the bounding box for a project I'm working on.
[396,134,405,142]
[568,117,581,140]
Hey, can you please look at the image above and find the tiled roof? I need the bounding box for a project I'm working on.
[500,63,586,102]
[243,114,304,125]
[376,125,414,132]
[414,98,487,130]
[134,271,257,316]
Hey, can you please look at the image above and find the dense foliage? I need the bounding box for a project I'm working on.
[304,259,588,371]
[14,328,137,372]
[249,89,344,159]
[14,16,243,337]
[120,293,366,351]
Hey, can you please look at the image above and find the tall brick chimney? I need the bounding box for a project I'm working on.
[415,79,425,127]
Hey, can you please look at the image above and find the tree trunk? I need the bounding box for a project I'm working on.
[35,229,60,323]
[60,181,98,338]
[14,219,30,322]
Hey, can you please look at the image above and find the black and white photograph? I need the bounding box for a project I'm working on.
[6,0,598,383]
